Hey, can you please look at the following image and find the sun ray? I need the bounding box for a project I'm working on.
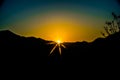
[58,46,61,55]
[47,41,56,44]
[61,44,66,48]
[50,44,57,54]
[48,40,66,55]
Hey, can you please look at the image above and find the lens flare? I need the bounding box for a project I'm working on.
[48,40,66,55]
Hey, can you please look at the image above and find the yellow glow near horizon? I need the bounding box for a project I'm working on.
[56,40,61,44]
[37,12,81,42]
[13,11,102,42]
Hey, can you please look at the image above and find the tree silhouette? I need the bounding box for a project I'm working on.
[102,12,120,37]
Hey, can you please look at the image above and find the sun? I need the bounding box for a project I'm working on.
[56,40,61,44]
[48,39,66,55]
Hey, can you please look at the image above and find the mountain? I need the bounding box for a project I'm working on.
[0,30,120,66]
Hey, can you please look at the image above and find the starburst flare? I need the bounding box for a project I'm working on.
[48,40,66,55]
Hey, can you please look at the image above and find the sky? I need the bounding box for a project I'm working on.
[0,0,120,42]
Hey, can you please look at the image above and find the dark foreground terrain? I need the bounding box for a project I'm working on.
[0,30,120,66]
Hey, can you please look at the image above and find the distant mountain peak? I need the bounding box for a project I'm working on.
[0,30,19,37]
[0,30,12,33]
[0,30,16,34]
[0,30,46,42]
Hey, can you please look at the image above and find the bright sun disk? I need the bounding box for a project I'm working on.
[48,39,66,55]
[56,40,61,44]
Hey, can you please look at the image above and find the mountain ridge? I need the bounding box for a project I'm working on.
[0,30,120,65]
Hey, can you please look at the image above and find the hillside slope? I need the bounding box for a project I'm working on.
[0,30,120,65]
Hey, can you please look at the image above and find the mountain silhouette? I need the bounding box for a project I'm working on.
[0,30,120,66]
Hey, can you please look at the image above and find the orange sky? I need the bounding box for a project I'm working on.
[9,12,102,42]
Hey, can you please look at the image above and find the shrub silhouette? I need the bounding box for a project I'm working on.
[102,12,120,37]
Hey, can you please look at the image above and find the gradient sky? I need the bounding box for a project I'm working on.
[0,0,120,42]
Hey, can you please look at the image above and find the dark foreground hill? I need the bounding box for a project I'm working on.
[0,30,120,66]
